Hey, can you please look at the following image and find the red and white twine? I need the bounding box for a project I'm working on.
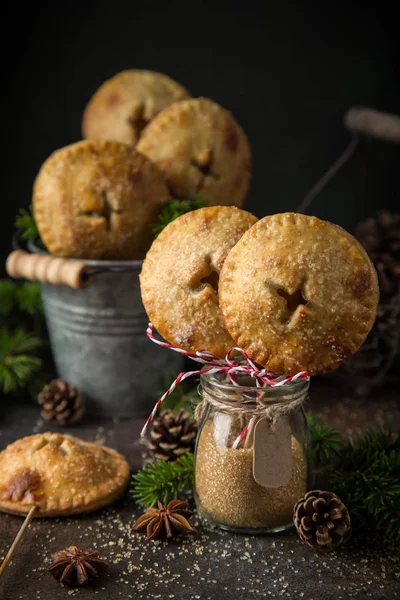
[140,323,310,443]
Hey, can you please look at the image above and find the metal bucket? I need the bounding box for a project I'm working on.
[8,244,183,417]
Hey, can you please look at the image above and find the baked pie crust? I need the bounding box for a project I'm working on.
[137,97,252,207]
[82,69,190,146]
[219,213,379,375]
[33,140,169,259]
[140,206,257,357]
[0,433,130,517]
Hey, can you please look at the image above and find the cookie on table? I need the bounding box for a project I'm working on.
[140,206,258,357]
[219,213,379,375]
[137,97,251,207]
[0,433,130,517]
[82,70,191,145]
[33,140,169,260]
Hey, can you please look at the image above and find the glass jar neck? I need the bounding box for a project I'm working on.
[200,371,309,409]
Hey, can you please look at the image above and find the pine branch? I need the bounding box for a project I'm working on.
[15,205,44,247]
[0,281,47,398]
[0,328,44,394]
[158,373,200,417]
[152,197,206,237]
[0,280,43,326]
[328,429,400,548]
[130,452,194,507]
[0,280,17,317]
[307,414,343,467]
[15,282,43,316]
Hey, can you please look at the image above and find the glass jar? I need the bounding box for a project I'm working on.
[194,372,311,534]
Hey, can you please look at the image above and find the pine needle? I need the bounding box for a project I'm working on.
[0,280,43,319]
[152,197,206,237]
[15,205,44,247]
[130,452,194,507]
[307,414,343,466]
[328,428,400,548]
[157,373,200,417]
[16,282,43,315]
[0,280,17,317]
[0,328,44,394]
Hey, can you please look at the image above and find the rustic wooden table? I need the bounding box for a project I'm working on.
[0,378,399,600]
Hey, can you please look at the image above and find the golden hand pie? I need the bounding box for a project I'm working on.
[137,97,251,207]
[0,433,130,517]
[219,213,379,375]
[140,206,257,357]
[33,140,169,259]
[82,69,191,145]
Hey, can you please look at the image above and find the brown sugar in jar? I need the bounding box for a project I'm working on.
[194,373,311,534]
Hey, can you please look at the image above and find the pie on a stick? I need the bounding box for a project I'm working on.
[219,213,379,375]
[0,433,130,517]
[140,206,257,357]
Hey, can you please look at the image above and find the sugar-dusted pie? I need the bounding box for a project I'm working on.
[219,213,379,375]
[137,97,252,207]
[82,69,191,146]
[0,433,130,517]
[33,140,169,259]
[140,206,257,357]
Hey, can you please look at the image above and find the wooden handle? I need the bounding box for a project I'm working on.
[6,250,89,289]
[345,106,400,143]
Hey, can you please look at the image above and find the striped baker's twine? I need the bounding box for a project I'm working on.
[140,324,310,440]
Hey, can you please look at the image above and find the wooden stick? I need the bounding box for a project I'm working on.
[0,507,37,578]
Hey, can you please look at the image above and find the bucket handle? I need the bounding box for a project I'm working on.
[345,106,400,143]
[6,250,89,289]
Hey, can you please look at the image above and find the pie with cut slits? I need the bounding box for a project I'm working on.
[140,205,257,357]
[219,213,379,375]
[0,433,130,517]
[137,97,252,207]
[33,139,169,260]
[82,69,191,146]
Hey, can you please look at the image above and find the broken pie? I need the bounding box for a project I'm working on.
[33,140,169,259]
[137,97,252,207]
[219,213,379,375]
[82,69,191,146]
[0,433,130,517]
[140,205,257,357]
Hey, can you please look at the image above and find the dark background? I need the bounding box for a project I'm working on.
[2,2,399,273]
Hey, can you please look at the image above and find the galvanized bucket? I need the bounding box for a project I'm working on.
[7,246,183,417]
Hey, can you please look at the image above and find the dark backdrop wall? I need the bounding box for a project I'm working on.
[2,2,399,274]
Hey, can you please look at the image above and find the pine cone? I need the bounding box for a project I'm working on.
[342,297,400,391]
[38,379,85,426]
[342,211,400,390]
[293,490,351,552]
[356,210,400,299]
[148,409,197,461]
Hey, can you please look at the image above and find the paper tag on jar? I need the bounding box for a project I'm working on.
[253,417,292,488]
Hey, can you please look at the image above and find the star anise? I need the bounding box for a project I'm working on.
[131,499,195,540]
[48,546,108,586]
